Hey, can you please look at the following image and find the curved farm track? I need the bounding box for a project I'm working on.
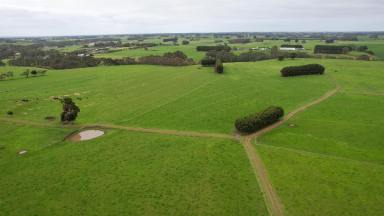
[241,80,340,216]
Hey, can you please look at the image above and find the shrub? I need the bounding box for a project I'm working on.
[60,97,80,122]
[278,56,285,61]
[281,64,325,77]
[182,40,190,45]
[0,60,5,66]
[201,58,216,66]
[228,38,250,44]
[163,37,178,43]
[215,59,224,74]
[6,111,13,115]
[235,106,284,134]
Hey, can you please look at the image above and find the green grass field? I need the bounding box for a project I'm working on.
[1,58,384,215]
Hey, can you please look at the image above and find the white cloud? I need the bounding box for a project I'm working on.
[0,0,383,36]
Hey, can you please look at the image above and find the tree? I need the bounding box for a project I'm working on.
[278,56,285,61]
[30,70,38,76]
[182,40,190,45]
[60,97,80,122]
[271,46,279,58]
[215,59,224,74]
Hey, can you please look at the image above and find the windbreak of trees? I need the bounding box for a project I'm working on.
[235,106,284,134]
[163,37,178,43]
[138,51,194,66]
[314,45,351,54]
[196,45,231,52]
[281,64,325,77]
[228,38,251,44]
[9,49,100,69]
[100,57,136,66]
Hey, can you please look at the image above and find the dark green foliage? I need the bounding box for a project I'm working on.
[281,64,325,77]
[314,45,350,54]
[357,45,368,52]
[0,60,5,66]
[101,57,136,65]
[278,56,285,61]
[235,106,284,134]
[182,40,190,45]
[10,49,100,69]
[138,51,194,66]
[281,44,303,49]
[325,39,335,43]
[206,50,237,62]
[196,45,231,52]
[228,38,250,44]
[215,59,224,74]
[237,51,271,62]
[6,111,13,115]
[60,97,80,122]
[163,37,178,43]
[201,58,216,66]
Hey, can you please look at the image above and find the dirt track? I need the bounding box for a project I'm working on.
[0,117,235,140]
[241,81,340,216]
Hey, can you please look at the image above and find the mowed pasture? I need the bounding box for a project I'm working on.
[257,60,384,215]
[1,59,384,215]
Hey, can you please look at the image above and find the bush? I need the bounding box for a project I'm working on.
[6,111,13,115]
[60,97,80,122]
[163,37,178,43]
[201,58,216,66]
[182,40,190,45]
[235,106,284,134]
[228,38,250,44]
[215,59,224,74]
[356,55,371,61]
[278,56,285,61]
[0,60,5,66]
[281,64,325,77]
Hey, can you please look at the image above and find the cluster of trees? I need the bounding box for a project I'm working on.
[61,97,80,122]
[0,71,13,80]
[93,41,121,48]
[138,51,194,66]
[196,45,231,52]
[100,57,136,65]
[20,69,47,78]
[121,42,158,48]
[228,38,251,44]
[202,49,309,64]
[235,106,284,134]
[281,64,325,77]
[163,38,178,43]
[182,40,190,45]
[314,45,351,54]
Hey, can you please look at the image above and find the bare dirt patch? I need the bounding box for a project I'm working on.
[68,130,104,141]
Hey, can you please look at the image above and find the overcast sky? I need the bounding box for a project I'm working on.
[0,0,383,36]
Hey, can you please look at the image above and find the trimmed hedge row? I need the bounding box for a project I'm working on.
[196,45,231,52]
[235,106,284,134]
[281,64,325,77]
[201,58,216,66]
[314,45,350,54]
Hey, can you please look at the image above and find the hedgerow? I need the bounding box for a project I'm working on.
[235,106,284,133]
[281,64,325,77]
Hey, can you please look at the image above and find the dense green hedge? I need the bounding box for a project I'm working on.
[235,106,284,133]
[281,64,325,77]
[196,45,231,52]
[314,45,350,54]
